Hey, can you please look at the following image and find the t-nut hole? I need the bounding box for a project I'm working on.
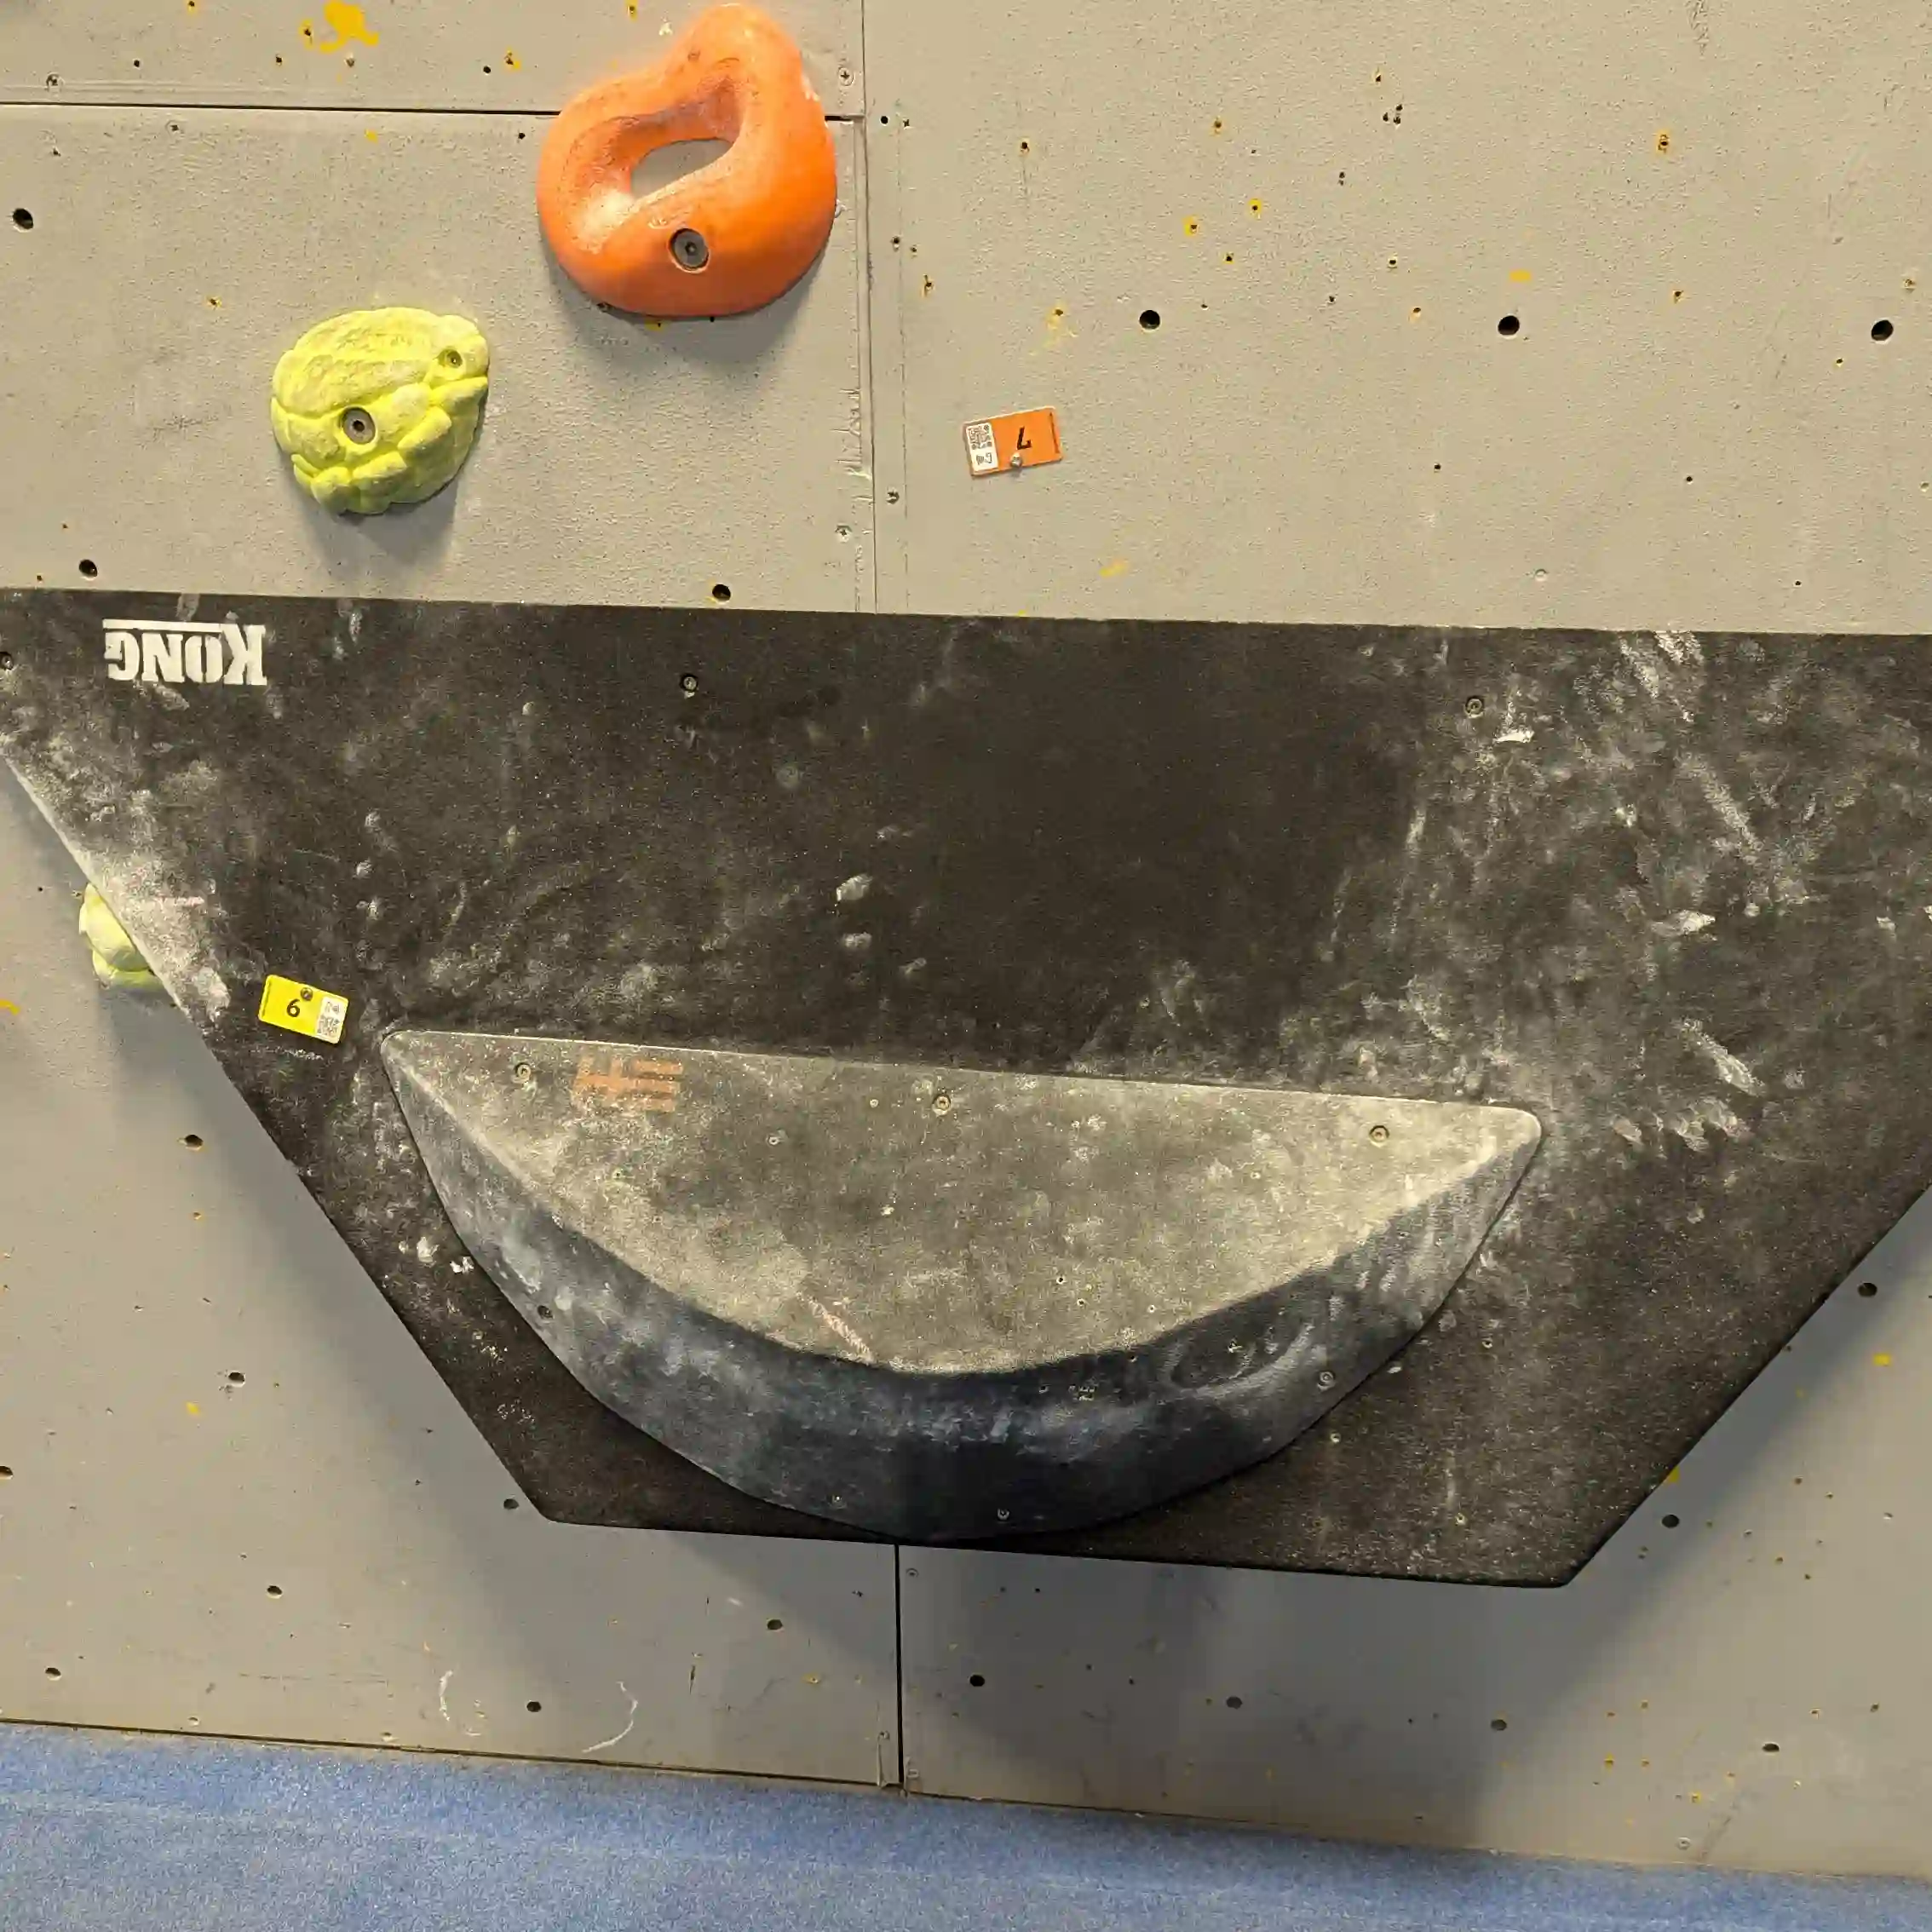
[670,227,710,272]
[341,406,377,446]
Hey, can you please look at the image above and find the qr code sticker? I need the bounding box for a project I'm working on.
[316,994,348,1044]
[963,419,998,474]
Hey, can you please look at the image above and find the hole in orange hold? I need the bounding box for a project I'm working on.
[630,139,730,198]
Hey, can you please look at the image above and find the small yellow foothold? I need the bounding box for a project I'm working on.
[1656,129,1671,153]
[365,129,379,141]
[628,0,639,14]
[1874,1353,1894,1366]
[306,1,377,54]
[1101,560,1130,578]
[1664,1466,1682,1483]
[186,1402,201,1417]
[1184,216,1200,236]
[505,49,520,68]
[1509,268,1533,284]
[1248,198,1262,216]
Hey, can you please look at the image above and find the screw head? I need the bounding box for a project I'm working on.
[0,652,14,671]
[670,227,710,271]
[513,1060,534,1084]
[1368,1123,1390,1144]
[1009,451,1023,469]
[1463,694,1486,718]
[1317,1369,1337,1389]
[932,1092,952,1115]
[680,672,699,696]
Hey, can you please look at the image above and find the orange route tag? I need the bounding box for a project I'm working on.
[963,407,1062,476]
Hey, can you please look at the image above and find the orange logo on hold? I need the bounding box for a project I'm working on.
[574,1054,682,1112]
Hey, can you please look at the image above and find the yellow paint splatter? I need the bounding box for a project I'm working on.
[1184,216,1200,236]
[1509,269,1533,284]
[305,2,378,55]
[504,49,520,68]
[1656,129,1671,154]
[365,129,378,141]
[185,1402,201,1417]
[1101,560,1130,579]
[1874,1353,1893,1366]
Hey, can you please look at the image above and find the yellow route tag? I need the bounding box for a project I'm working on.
[259,974,350,1045]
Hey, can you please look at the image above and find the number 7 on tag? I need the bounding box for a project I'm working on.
[963,407,1062,476]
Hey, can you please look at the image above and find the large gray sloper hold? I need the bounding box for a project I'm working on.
[383,1033,1539,1540]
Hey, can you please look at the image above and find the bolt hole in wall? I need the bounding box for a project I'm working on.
[183,1133,204,1150]
[710,584,732,603]
[1139,309,1161,330]
[78,559,97,578]
[11,208,31,230]
[1498,314,1521,336]
[1872,319,1895,340]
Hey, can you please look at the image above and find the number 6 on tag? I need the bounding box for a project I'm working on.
[963,407,1062,476]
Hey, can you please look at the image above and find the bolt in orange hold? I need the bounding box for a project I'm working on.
[538,3,837,319]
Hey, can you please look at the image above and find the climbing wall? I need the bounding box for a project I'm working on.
[4,0,1932,1880]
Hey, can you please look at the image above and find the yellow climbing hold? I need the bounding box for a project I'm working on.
[80,884,158,991]
[271,308,490,515]
[304,3,379,55]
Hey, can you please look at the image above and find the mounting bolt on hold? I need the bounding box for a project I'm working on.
[680,673,700,697]
[513,1060,535,1084]
[670,227,710,272]
[1463,695,1486,718]
[1317,1370,1337,1389]
[932,1091,952,1115]
[1369,1123,1390,1144]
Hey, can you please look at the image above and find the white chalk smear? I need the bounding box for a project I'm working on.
[1679,1018,1764,1096]
[584,1682,640,1756]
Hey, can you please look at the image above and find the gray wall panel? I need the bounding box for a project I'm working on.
[0,777,899,1783]
[900,1211,1932,1875]
[866,0,1932,628]
[0,108,867,609]
[0,2,863,118]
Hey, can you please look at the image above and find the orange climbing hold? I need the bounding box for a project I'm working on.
[538,4,837,319]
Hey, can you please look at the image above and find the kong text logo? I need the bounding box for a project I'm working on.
[102,619,267,687]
